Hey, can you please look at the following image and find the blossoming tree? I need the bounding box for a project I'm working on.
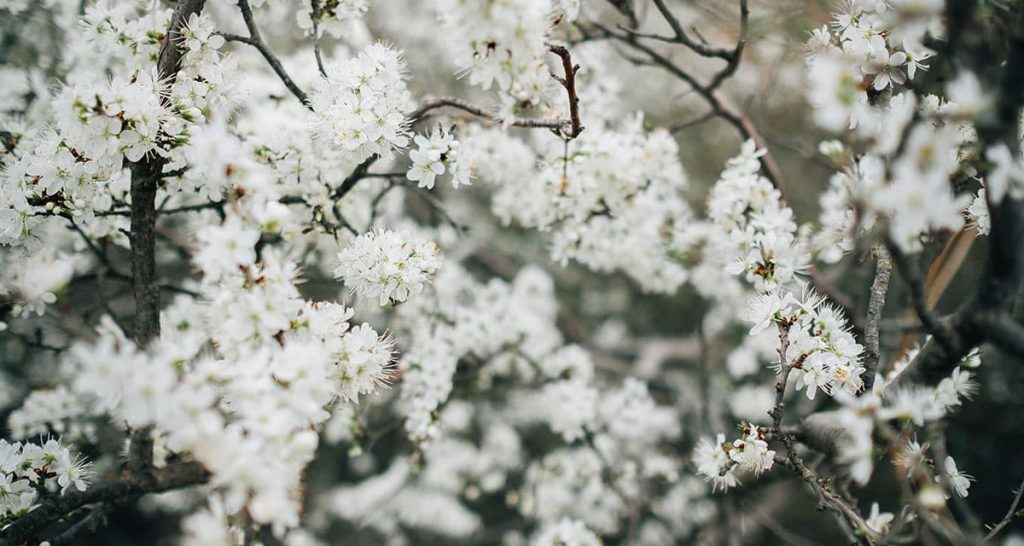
[2,0,1024,544]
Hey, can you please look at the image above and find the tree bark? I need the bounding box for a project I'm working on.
[128,0,208,345]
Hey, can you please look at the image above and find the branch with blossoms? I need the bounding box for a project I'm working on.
[5,0,1024,544]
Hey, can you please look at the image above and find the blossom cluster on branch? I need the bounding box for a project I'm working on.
[2,0,1024,545]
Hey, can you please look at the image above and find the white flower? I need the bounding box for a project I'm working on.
[986,144,1024,204]
[941,455,973,498]
[728,425,776,476]
[406,128,471,190]
[309,43,412,163]
[334,229,442,305]
[870,50,907,90]
[335,324,395,403]
[865,502,894,534]
[896,438,928,476]
[966,190,991,235]
[194,216,261,281]
[433,0,556,103]
[692,434,739,492]
[807,53,867,131]
[744,290,798,335]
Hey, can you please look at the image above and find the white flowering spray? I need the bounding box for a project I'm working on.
[309,43,412,163]
[407,127,471,190]
[334,228,442,305]
[1,438,91,522]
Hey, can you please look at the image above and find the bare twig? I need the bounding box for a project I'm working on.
[769,322,793,431]
[647,0,734,59]
[669,110,715,133]
[862,245,892,392]
[309,0,327,77]
[706,0,749,92]
[982,474,1024,543]
[407,97,567,131]
[581,22,786,195]
[547,44,584,139]
[221,0,311,108]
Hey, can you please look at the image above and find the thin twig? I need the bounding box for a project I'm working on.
[547,44,584,138]
[222,0,311,108]
[647,0,734,59]
[706,0,749,92]
[983,474,1024,543]
[669,110,715,133]
[309,0,327,77]
[407,97,567,131]
[581,21,786,195]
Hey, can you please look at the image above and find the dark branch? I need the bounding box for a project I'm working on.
[548,44,584,139]
[898,0,1024,385]
[647,0,734,59]
[128,0,206,346]
[982,473,1024,544]
[220,0,312,108]
[581,21,786,195]
[0,462,207,546]
[407,97,567,131]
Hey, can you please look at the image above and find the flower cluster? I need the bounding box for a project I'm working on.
[0,249,75,317]
[309,43,412,163]
[1,438,91,522]
[62,200,403,534]
[6,386,95,441]
[745,289,865,399]
[824,358,979,486]
[431,0,570,105]
[334,228,442,305]
[707,140,807,292]
[467,117,692,293]
[0,9,234,247]
[805,0,938,132]
[407,127,471,190]
[692,425,775,493]
[803,2,983,254]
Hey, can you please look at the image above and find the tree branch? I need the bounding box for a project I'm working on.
[0,462,207,546]
[982,473,1024,543]
[581,21,786,196]
[646,0,734,59]
[548,44,584,139]
[407,97,567,130]
[220,0,312,108]
[862,245,892,392]
[897,0,1024,385]
[128,0,206,346]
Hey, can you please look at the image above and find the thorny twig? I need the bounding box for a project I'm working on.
[982,473,1024,543]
